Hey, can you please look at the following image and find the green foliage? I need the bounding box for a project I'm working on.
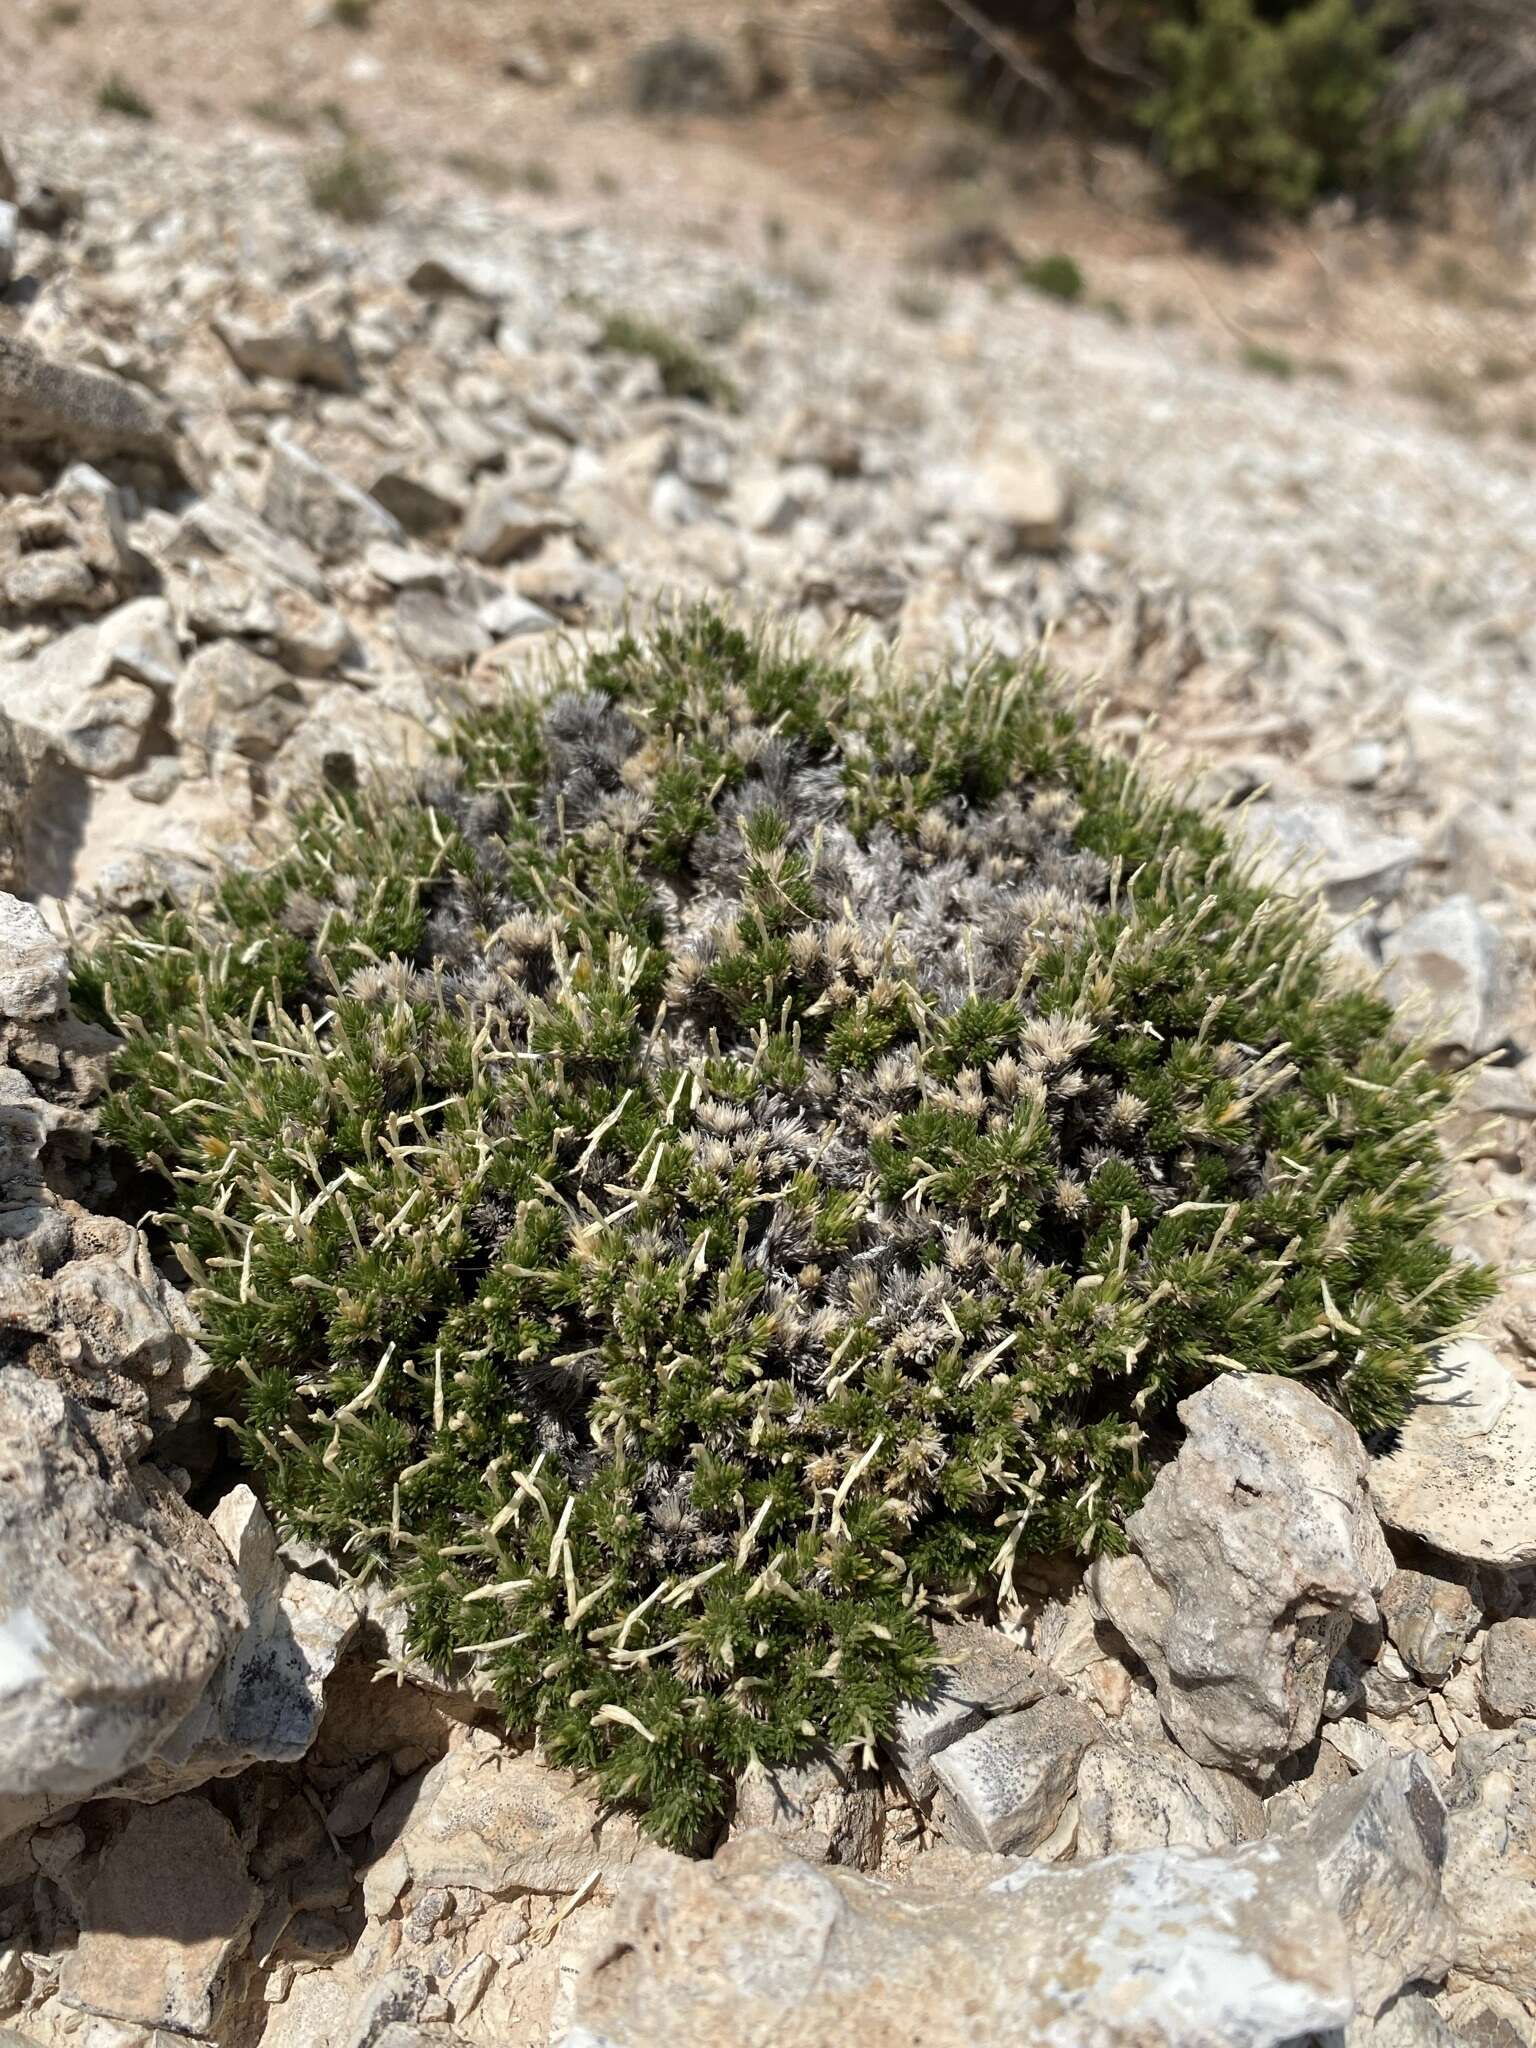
[306,142,395,225]
[1241,341,1297,379]
[81,607,1490,1847]
[1019,252,1085,303]
[96,72,154,122]
[942,0,1456,214]
[597,312,740,411]
[1141,0,1416,215]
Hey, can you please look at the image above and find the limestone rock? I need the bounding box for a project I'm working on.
[1441,1722,1536,1998]
[214,308,360,393]
[459,480,567,565]
[0,334,178,463]
[394,589,490,670]
[169,490,331,601]
[1383,896,1507,1058]
[1300,1753,1455,2018]
[1076,1737,1254,1857]
[1345,1992,1465,2045]
[111,1486,359,1798]
[930,1620,1051,1716]
[264,432,402,563]
[565,1830,1356,2048]
[1090,1376,1391,1775]
[38,1235,213,1434]
[327,1756,393,1840]
[0,898,67,1023]
[0,714,27,895]
[1479,1620,1536,1723]
[1370,1341,1536,1568]
[1435,1985,1536,2048]
[971,437,1071,553]
[479,588,558,641]
[373,1727,641,1899]
[0,1367,244,1811]
[931,1693,1098,1854]
[885,1683,987,1802]
[730,1749,883,1869]
[0,598,180,778]
[884,1623,1050,1798]
[171,639,305,766]
[0,466,139,618]
[59,1796,258,2034]
[1379,1570,1479,1686]
[1239,798,1419,914]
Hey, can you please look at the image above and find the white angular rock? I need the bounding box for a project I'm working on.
[170,489,331,600]
[111,1485,358,1798]
[172,638,304,765]
[0,464,138,618]
[0,897,67,1022]
[1239,798,1419,914]
[0,1368,244,1811]
[1441,1722,1536,1999]
[885,1684,987,1801]
[459,479,568,565]
[0,598,179,778]
[970,436,1071,553]
[1378,1570,1478,1686]
[478,588,559,640]
[59,1796,258,2034]
[394,588,490,670]
[932,1694,1099,1854]
[1076,1738,1254,1857]
[566,1830,1355,2048]
[1479,1618,1536,1723]
[1383,896,1507,1057]
[1089,1376,1392,1774]
[1300,1753,1455,2017]
[264,432,402,563]
[884,1622,1050,1798]
[730,1749,883,1869]
[372,1726,641,1898]
[214,308,360,393]
[1370,1341,1536,1568]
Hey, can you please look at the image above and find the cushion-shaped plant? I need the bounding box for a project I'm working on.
[78,608,1491,1844]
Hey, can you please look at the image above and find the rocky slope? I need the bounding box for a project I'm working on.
[1,96,1536,2048]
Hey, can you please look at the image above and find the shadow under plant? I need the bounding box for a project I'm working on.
[77,608,1492,1846]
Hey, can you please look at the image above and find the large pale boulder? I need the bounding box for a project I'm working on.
[0,896,67,1022]
[0,1368,244,1814]
[565,1830,1356,2048]
[58,1796,258,2034]
[730,1749,883,1869]
[1300,1753,1455,2018]
[366,1726,642,1902]
[931,1694,1098,1855]
[264,432,401,563]
[110,1486,359,1799]
[0,334,179,463]
[1370,1341,1536,1568]
[1440,1721,1536,1999]
[1089,1376,1391,1774]
[1076,1737,1256,1857]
